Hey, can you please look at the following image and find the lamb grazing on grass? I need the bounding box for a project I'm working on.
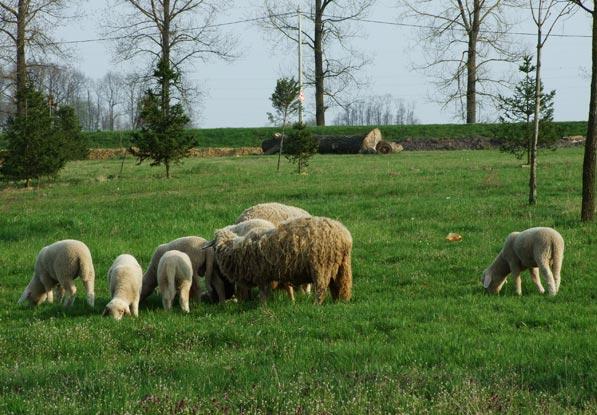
[157,250,193,313]
[103,254,142,320]
[18,239,95,307]
[203,219,276,304]
[140,236,208,303]
[236,202,313,301]
[212,216,353,304]
[482,227,564,296]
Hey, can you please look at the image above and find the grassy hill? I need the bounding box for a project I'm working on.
[0,149,595,413]
[76,121,588,149]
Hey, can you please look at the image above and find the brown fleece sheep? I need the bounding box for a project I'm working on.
[236,202,312,301]
[140,236,208,303]
[213,216,353,304]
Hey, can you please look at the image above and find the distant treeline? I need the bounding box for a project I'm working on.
[0,122,587,150]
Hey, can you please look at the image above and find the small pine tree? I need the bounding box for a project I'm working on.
[129,61,194,178]
[0,86,67,186]
[285,123,318,174]
[56,105,88,160]
[267,77,301,172]
[495,55,559,162]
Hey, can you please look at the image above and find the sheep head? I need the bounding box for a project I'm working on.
[102,299,131,320]
[17,278,48,306]
[482,269,508,294]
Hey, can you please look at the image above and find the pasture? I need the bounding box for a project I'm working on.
[0,148,595,414]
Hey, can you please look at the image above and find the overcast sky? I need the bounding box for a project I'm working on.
[56,0,592,128]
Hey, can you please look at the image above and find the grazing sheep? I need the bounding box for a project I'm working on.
[236,202,313,301]
[140,236,208,303]
[482,227,564,296]
[157,250,193,313]
[203,219,276,303]
[18,239,95,307]
[103,254,142,320]
[212,216,353,304]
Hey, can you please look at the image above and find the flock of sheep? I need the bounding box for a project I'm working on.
[17,203,354,318]
[16,202,565,319]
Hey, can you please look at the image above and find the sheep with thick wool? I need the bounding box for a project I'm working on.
[140,236,208,303]
[236,202,313,301]
[235,202,311,225]
[203,219,276,303]
[18,239,95,307]
[103,254,142,320]
[158,250,194,313]
[482,227,564,296]
[212,216,353,304]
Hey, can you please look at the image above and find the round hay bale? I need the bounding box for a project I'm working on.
[376,140,393,154]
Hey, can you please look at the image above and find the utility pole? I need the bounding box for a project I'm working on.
[298,7,304,124]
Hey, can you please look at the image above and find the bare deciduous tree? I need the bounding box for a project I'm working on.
[399,0,522,124]
[569,0,596,221]
[528,0,574,205]
[98,72,125,131]
[334,94,418,125]
[104,0,236,112]
[0,0,67,117]
[262,0,375,126]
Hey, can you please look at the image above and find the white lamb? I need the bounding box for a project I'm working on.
[18,239,95,307]
[157,250,193,313]
[482,227,565,296]
[140,236,208,303]
[103,254,143,320]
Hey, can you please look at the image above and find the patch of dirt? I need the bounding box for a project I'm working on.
[397,136,586,151]
[87,147,262,160]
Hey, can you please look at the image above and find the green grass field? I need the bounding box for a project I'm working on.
[0,149,595,414]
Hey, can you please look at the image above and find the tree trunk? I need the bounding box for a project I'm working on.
[465,2,480,124]
[161,0,171,115]
[314,0,325,126]
[16,0,28,118]
[165,161,170,178]
[582,7,597,221]
[530,15,542,206]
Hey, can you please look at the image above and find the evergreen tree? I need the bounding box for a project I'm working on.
[56,105,88,161]
[129,60,194,178]
[267,77,301,172]
[285,123,318,174]
[1,86,67,186]
[495,55,559,162]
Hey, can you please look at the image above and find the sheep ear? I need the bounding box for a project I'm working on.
[483,274,492,289]
[17,287,31,305]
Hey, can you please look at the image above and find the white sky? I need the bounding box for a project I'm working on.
[55,0,592,128]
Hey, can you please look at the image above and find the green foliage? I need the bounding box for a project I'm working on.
[284,123,319,173]
[267,77,301,127]
[0,150,595,413]
[0,86,84,184]
[129,61,194,178]
[55,105,89,161]
[495,55,560,160]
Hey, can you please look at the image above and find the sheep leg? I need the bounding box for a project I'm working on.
[189,272,202,302]
[529,267,545,294]
[61,281,77,307]
[82,278,95,307]
[235,282,251,302]
[300,284,312,295]
[551,256,563,294]
[538,261,557,296]
[131,295,140,317]
[510,267,522,296]
[162,294,173,311]
[39,273,57,304]
[259,283,271,303]
[285,285,295,302]
[179,282,191,313]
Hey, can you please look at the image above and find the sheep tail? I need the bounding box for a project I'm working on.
[167,266,176,299]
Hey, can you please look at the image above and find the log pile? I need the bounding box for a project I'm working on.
[261,128,403,155]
